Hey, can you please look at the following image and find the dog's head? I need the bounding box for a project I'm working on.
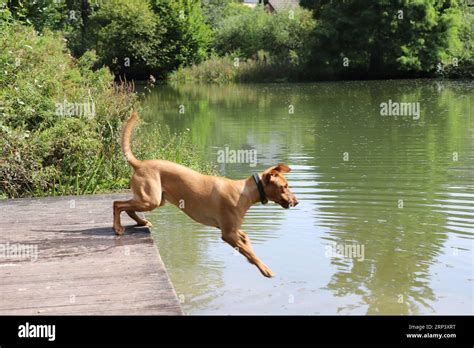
[261,163,298,209]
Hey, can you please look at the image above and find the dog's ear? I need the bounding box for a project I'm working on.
[273,163,291,173]
[264,163,291,174]
[262,163,291,183]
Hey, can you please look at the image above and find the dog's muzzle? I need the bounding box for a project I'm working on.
[282,196,298,209]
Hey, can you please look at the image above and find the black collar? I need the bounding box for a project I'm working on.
[252,173,268,205]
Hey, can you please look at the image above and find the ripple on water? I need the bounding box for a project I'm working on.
[144,80,473,315]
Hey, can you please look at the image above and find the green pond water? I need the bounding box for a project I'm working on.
[141,80,473,315]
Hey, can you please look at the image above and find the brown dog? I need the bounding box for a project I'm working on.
[113,112,299,277]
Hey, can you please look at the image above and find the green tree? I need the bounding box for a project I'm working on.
[151,0,212,74]
[200,0,236,27]
[6,0,66,31]
[444,0,473,77]
[4,0,99,58]
[301,0,462,78]
[87,0,164,78]
[262,7,316,65]
[213,4,315,65]
[212,4,266,58]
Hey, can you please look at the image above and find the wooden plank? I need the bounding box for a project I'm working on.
[0,193,183,315]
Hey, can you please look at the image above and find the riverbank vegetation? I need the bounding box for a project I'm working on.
[175,0,473,82]
[0,8,212,198]
[4,0,472,83]
[170,4,316,83]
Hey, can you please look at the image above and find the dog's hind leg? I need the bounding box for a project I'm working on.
[113,199,159,235]
[125,210,153,227]
[113,171,163,235]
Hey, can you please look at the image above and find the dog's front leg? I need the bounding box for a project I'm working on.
[222,229,275,278]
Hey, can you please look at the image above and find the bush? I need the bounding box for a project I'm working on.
[83,0,212,79]
[6,0,67,32]
[170,54,237,83]
[212,5,316,66]
[0,126,54,197]
[169,54,301,83]
[443,2,474,78]
[213,4,266,59]
[0,20,212,198]
[262,7,316,65]
[201,0,236,27]
[5,0,213,79]
[0,19,134,197]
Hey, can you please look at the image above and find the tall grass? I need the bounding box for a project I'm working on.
[169,54,302,84]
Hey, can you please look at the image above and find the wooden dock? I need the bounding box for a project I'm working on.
[0,193,182,315]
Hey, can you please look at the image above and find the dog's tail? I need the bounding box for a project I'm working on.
[122,111,141,169]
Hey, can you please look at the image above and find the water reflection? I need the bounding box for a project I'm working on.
[143,80,473,314]
[149,206,225,312]
[309,81,472,314]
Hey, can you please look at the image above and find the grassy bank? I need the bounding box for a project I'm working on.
[170,54,303,84]
[0,21,212,199]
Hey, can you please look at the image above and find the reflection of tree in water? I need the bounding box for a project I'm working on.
[142,83,314,165]
[148,194,287,313]
[313,81,471,314]
[322,215,442,314]
[140,80,472,314]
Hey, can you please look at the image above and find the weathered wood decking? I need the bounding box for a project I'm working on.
[0,193,182,315]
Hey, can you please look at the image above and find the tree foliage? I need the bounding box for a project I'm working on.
[2,0,471,79]
[213,4,316,65]
[301,0,463,78]
[87,0,164,78]
[151,0,212,75]
[201,0,236,27]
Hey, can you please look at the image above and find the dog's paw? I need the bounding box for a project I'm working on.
[138,220,153,228]
[260,265,275,278]
[113,225,124,235]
